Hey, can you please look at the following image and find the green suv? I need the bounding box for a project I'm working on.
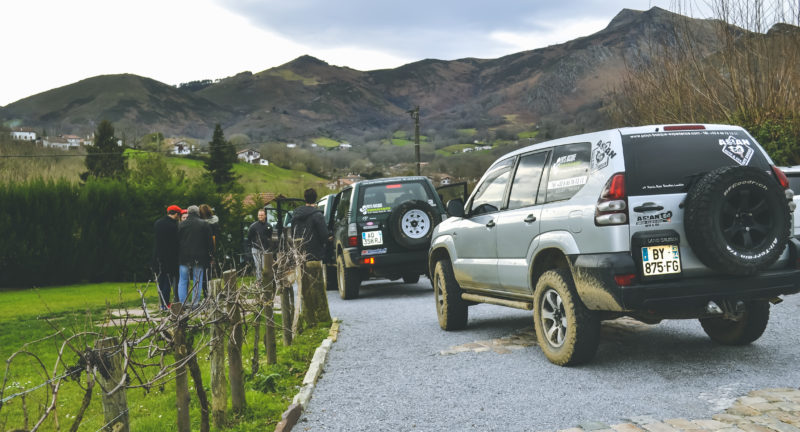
[328,176,454,299]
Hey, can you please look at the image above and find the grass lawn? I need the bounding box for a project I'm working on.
[0,282,329,431]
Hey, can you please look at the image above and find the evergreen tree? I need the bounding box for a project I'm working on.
[204,123,240,192]
[81,120,127,181]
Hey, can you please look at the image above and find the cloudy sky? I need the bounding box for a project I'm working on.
[1,0,676,106]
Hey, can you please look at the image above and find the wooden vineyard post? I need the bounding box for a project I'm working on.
[209,278,227,428]
[94,337,129,432]
[263,252,277,364]
[171,303,191,432]
[224,270,246,413]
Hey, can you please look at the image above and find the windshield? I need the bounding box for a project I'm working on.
[359,181,434,213]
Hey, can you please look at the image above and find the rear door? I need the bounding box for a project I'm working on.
[495,150,549,294]
[623,128,773,277]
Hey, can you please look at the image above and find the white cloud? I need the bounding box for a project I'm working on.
[489,18,610,52]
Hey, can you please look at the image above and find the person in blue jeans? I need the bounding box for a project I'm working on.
[177,205,213,308]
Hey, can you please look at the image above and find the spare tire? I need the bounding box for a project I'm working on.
[389,200,438,250]
[684,165,790,275]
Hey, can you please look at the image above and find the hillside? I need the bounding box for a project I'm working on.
[0,7,771,143]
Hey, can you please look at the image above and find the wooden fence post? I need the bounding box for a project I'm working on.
[94,337,129,432]
[296,260,332,334]
[263,252,277,365]
[224,270,246,413]
[280,273,294,346]
[209,278,227,428]
[171,303,191,432]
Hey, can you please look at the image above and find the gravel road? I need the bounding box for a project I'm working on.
[298,277,800,431]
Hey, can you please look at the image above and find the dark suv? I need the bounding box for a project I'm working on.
[328,176,453,299]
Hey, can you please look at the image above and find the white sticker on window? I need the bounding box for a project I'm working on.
[719,136,753,166]
[548,176,588,190]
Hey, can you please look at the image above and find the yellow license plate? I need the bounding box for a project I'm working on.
[641,245,681,276]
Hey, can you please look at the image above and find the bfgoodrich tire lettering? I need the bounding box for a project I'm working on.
[337,253,360,300]
[699,300,770,345]
[390,200,437,250]
[433,259,468,330]
[533,268,600,366]
[684,166,790,275]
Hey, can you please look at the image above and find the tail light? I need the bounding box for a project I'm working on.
[363,257,375,265]
[595,173,628,226]
[614,273,636,286]
[771,165,790,189]
[348,223,358,246]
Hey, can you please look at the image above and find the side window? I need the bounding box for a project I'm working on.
[507,151,548,210]
[470,157,514,214]
[544,143,591,203]
[336,189,352,222]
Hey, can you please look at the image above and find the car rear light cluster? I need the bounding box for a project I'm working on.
[348,223,359,246]
[363,257,375,265]
[595,173,628,226]
[772,166,796,211]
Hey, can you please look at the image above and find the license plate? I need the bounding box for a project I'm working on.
[362,230,383,246]
[641,245,681,276]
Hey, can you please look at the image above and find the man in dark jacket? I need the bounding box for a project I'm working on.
[248,208,273,284]
[292,188,330,261]
[178,205,213,307]
[153,205,181,309]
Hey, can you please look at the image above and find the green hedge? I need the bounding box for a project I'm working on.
[0,178,255,288]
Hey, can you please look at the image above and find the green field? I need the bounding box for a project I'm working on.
[0,282,329,431]
[311,137,341,148]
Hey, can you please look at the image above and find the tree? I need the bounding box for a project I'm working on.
[611,0,800,163]
[81,120,127,181]
[203,124,240,192]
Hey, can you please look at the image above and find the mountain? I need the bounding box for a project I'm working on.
[0,7,741,142]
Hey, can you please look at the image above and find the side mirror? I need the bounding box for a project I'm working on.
[446,199,465,218]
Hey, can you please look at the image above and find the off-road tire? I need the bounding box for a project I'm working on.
[337,253,360,300]
[433,259,468,330]
[325,265,338,291]
[402,273,420,284]
[685,166,790,275]
[699,300,770,345]
[533,268,600,366]
[390,200,437,250]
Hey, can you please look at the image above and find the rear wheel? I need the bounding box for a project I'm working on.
[402,273,420,284]
[699,300,770,345]
[533,268,600,366]
[337,253,360,300]
[433,259,468,330]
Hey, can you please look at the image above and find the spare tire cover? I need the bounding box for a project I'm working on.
[684,165,790,275]
[390,200,438,250]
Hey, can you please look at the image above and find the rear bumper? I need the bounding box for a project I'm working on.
[343,247,427,277]
[570,239,800,315]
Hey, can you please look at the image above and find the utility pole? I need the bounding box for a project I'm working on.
[408,106,420,176]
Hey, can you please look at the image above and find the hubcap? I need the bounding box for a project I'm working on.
[401,209,430,239]
[720,186,771,250]
[540,288,567,347]
[435,268,444,314]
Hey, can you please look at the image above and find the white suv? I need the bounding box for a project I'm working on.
[429,124,800,366]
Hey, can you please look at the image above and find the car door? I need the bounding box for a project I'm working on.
[495,151,549,295]
[436,182,468,215]
[450,158,514,290]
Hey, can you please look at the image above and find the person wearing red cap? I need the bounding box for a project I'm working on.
[152,205,181,309]
[180,208,188,222]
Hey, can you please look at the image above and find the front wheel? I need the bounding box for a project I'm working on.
[533,268,600,366]
[433,259,468,330]
[337,253,360,300]
[699,300,770,345]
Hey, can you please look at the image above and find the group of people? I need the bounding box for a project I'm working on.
[246,187,331,283]
[152,188,330,310]
[152,204,219,310]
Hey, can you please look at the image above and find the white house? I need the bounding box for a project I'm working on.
[11,128,37,141]
[286,143,297,149]
[62,134,82,147]
[237,148,261,163]
[172,141,192,155]
[259,159,269,166]
[339,143,352,150]
[43,137,73,150]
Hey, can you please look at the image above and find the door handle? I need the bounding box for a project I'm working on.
[524,214,537,223]
[633,203,664,212]
[486,220,496,228]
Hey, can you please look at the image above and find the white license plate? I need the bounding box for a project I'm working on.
[362,230,383,246]
[641,245,681,276]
